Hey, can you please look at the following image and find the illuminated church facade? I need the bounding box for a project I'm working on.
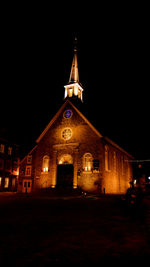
[18,42,133,194]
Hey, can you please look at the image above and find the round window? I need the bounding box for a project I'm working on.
[61,128,72,140]
[63,109,72,119]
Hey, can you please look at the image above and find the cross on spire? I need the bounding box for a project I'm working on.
[69,37,79,83]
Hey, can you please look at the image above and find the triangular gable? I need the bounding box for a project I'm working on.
[36,100,103,143]
[69,101,103,138]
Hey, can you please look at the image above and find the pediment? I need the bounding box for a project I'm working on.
[36,100,103,143]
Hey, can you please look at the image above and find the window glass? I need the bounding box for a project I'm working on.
[25,166,31,176]
[68,88,73,97]
[93,160,99,170]
[8,147,12,155]
[4,178,9,188]
[105,146,111,171]
[62,128,72,140]
[0,144,5,153]
[83,153,93,171]
[42,156,50,172]
[12,178,16,187]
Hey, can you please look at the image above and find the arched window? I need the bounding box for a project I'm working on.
[105,146,111,171]
[105,146,108,171]
[83,153,93,171]
[4,177,9,188]
[113,151,117,171]
[42,156,50,173]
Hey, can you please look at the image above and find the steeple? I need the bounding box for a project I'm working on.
[64,37,84,102]
[69,37,79,83]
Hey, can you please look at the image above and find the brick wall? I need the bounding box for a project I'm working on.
[18,101,133,194]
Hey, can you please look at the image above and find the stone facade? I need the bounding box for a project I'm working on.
[18,100,133,194]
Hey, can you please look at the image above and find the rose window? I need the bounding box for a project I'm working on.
[61,128,72,140]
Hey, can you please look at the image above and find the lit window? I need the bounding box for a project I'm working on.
[8,147,12,155]
[62,128,72,140]
[78,90,81,99]
[0,177,2,186]
[12,178,16,187]
[64,88,67,98]
[42,156,50,173]
[0,144,5,153]
[113,151,117,171]
[105,146,111,171]
[68,88,73,97]
[83,153,93,172]
[4,177,9,188]
[74,85,78,96]
[25,166,32,176]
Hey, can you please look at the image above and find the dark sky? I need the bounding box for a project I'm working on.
[1,4,149,159]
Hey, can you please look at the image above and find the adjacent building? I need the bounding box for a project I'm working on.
[0,137,19,191]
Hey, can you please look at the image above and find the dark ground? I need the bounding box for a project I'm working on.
[0,192,150,266]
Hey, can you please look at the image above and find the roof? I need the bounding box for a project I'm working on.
[35,98,133,158]
[104,137,134,159]
[36,99,103,143]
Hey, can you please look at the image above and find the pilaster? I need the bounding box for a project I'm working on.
[51,150,57,188]
[73,149,78,189]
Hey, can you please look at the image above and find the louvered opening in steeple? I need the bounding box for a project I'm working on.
[64,37,84,102]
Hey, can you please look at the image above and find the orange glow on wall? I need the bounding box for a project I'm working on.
[43,167,48,172]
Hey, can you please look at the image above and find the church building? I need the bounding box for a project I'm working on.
[18,41,133,194]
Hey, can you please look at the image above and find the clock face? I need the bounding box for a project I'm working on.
[64,109,72,119]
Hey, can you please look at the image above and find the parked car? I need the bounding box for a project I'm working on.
[125,186,143,206]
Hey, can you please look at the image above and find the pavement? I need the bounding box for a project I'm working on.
[0,192,150,265]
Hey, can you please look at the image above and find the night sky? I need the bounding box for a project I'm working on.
[1,4,149,160]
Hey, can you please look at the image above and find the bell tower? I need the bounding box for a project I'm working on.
[64,37,84,102]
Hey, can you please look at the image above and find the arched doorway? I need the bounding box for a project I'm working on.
[57,154,74,189]
[58,154,73,165]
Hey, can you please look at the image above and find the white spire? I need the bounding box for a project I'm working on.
[69,37,79,83]
[64,37,84,102]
